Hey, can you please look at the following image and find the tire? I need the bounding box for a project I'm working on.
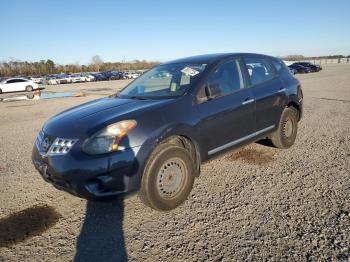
[26,85,33,92]
[270,107,298,149]
[0,88,2,94]
[139,144,196,211]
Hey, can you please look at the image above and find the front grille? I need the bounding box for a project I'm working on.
[47,138,78,155]
[35,130,77,156]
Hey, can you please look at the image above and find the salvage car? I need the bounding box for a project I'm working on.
[32,53,303,210]
[0,77,39,93]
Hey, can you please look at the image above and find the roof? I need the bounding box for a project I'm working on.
[162,53,274,65]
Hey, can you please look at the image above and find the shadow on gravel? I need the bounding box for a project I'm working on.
[74,199,127,262]
[74,136,133,262]
[227,147,275,165]
[0,205,60,247]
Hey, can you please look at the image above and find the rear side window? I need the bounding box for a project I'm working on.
[206,59,244,95]
[271,59,283,72]
[244,58,274,86]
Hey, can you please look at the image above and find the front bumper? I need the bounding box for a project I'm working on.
[32,141,152,200]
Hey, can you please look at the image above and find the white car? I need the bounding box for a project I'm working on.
[47,77,60,85]
[125,72,139,79]
[30,77,44,84]
[0,78,39,93]
[84,74,95,82]
[70,74,86,83]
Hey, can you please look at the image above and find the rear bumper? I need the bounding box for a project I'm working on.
[32,142,153,200]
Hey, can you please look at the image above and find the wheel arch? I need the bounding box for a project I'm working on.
[145,123,202,177]
[287,100,301,121]
[287,86,303,121]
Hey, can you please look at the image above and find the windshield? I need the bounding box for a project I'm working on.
[118,63,207,99]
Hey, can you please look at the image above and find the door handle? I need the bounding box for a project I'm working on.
[278,88,286,93]
[242,98,254,105]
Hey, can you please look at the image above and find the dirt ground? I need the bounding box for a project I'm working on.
[0,64,349,261]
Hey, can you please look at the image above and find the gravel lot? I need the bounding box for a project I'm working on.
[0,64,349,261]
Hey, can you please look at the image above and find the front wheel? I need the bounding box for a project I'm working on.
[139,144,195,211]
[270,107,298,149]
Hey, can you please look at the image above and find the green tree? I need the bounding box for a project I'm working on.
[46,59,55,74]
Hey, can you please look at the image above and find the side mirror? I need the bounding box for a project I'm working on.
[205,83,221,100]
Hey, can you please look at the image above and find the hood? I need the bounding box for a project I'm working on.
[43,96,171,138]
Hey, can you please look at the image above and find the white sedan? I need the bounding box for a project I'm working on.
[70,74,87,83]
[0,78,39,93]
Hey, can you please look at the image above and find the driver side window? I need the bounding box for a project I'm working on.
[198,59,244,102]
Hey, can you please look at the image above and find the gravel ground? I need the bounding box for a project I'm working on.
[0,64,349,261]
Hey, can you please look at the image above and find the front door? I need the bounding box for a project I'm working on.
[194,58,255,157]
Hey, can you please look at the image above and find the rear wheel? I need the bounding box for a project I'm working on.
[26,85,33,92]
[270,107,298,149]
[139,143,195,211]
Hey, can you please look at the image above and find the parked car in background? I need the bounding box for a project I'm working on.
[0,77,39,93]
[292,62,321,72]
[64,75,73,83]
[125,72,140,79]
[47,77,60,85]
[288,67,297,75]
[288,64,311,74]
[84,73,95,82]
[109,71,128,80]
[29,76,44,84]
[92,72,109,81]
[32,53,303,211]
[69,74,86,83]
[56,75,69,84]
[109,72,121,80]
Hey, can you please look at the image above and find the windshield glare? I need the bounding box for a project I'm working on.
[119,63,207,98]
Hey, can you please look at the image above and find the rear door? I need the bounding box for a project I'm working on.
[194,58,255,157]
[243,57,287,133]
[18,79,29,91]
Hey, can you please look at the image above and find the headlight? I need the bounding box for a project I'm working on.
[82,120,137,155]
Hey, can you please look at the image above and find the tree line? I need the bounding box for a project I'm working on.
[282,54,350,61]
[0,55,160,77]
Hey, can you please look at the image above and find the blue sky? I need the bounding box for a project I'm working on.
[1,0,349,64]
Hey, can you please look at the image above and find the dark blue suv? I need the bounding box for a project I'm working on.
[32,53,303,210]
